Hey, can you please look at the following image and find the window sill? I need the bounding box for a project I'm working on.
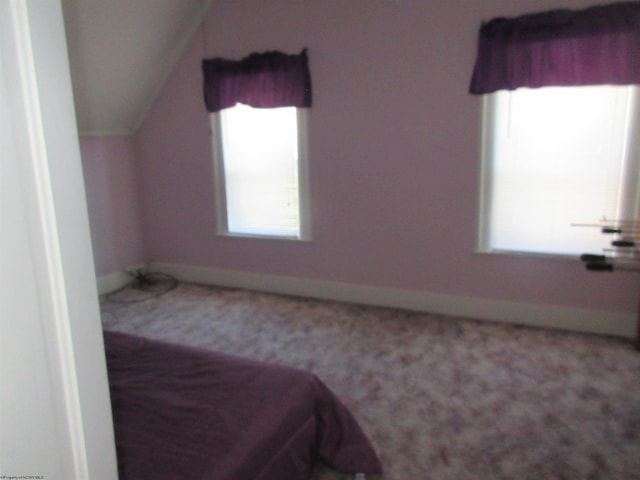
[217,231,312,242]
[473,248,580,262]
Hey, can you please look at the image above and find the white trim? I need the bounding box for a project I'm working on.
[147,262,636,339]
[5,1,88,477]
[476,94,494,252]
[210,112,228,235]
[296,108,312,240]
[97,271,132,295]
[96,264,148,295]
[2,1,119,477]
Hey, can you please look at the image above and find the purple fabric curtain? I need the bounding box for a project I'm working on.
[469,2,640,94]
[202,49,312,112]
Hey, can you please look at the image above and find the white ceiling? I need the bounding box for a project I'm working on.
[62,0,211,136]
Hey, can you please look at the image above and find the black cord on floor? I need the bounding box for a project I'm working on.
[105,270,178,304]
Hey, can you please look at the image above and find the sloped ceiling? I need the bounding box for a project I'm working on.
[62,0,211,136]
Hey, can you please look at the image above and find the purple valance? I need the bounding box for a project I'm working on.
[202,49,312,112]
[469,2,640,94]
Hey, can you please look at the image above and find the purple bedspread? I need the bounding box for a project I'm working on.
[103,331,382,479]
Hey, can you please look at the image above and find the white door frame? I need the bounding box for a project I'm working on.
[0,1,118,478]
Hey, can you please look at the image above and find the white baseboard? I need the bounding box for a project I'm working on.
[97,264,150,295]
[96,271,131,295]
[140,262,636,339]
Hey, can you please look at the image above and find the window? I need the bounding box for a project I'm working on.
[202,49,312,240]
[478,85,640,256]
[469,3,640,257]
[211,103,310,239]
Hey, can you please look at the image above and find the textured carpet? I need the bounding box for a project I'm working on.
[101,282,640,480]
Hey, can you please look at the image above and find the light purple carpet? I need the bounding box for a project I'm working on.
[101,282,640,479]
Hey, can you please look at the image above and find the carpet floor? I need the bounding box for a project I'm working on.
[100,282,640,480]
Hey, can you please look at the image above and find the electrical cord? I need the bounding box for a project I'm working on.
[105,269,178,304]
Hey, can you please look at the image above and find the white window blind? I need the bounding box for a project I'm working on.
[213,104,309,239]
[478,85,640,256]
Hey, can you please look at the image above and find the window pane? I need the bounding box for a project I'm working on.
[219,104,301,237]
[482,85,638,255]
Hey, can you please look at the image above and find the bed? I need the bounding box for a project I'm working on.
[103,330,382,479]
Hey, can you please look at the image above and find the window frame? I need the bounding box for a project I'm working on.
[210,106,312,241]
[476,94,498,255]
[476,86,640,258]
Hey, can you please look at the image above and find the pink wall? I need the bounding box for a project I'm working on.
[134,0,640,314]
[80,136,145,276]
